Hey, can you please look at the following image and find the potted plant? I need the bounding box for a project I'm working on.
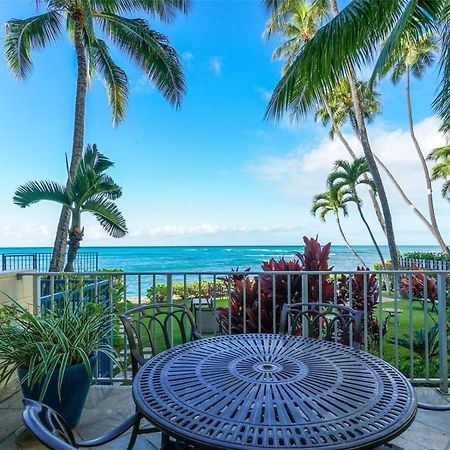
[0,295,119,428]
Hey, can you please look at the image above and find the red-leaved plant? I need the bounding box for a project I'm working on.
[217,236,335,334]
[399,264,437,304]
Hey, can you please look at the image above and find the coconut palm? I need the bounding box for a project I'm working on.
[428,146,450,197]
[13,145,127,272]
[315,79,380,139]
[380,31,448,252]
[264,0,399,268]
[315,75,450,253]
[5,0,188,271]
[265,0,388,237]
[311,188,366,266]
[328,158,386,268]
[263,0,447,129]
[263,0,330,71]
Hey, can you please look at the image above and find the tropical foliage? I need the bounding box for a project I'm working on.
[428,146,450,197]
[217,236,381,338]
[402,251,450,262]
[13,145,127,272]
[399,264,438,304]
[0,296,118,401]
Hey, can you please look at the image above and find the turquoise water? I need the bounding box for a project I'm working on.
[0,245,440,272]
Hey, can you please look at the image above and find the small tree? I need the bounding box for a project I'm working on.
[14,145,127,272]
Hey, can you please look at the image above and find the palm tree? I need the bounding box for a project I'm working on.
[315,79,380,139]
[263,0,330,70]
[264,0,399,268]
[316,77,449,253]
[311,188,366,266]
[428,146,450,197]
[380,31,448,252]
[13,145,127,272]
[5,0,188,271]
[328,158,386,268]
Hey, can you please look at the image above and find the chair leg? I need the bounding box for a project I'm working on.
[127,416,141,450]
[161,432,173,449]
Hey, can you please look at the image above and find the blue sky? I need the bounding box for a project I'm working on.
[0,0,448,247]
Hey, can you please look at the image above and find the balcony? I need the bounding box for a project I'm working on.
[0,269,449,449]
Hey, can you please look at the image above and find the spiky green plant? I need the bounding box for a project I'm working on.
[0,295,120,401]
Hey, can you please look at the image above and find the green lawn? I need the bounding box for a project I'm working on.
[371,298,447,380]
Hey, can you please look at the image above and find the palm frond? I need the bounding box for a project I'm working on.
[265,0,407,121]
[95,13,185,107]
[5,11,63,78]
[90,38,128,125]
[13,180,71,208]
[92,0,190,21]
[83,197,127,237]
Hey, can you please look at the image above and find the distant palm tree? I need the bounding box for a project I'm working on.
[263,0,329,71]
[14,145,127,272]
[328,158,386,268]
[379,31,448,253]
[428,146,450,197]
[5,0,188,271]
[311,188,366,267]
[315,79,381,140]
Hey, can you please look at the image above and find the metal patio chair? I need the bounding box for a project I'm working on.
[279,302,363,350]
[121,303,203,449]
[22,399,142,450]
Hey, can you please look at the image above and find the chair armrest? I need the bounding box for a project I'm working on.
[418,402,450,411]
[78,412,142,447]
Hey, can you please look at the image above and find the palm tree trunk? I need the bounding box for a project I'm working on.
[405,67,449,254]
[336,214,367,267]
[64,228,84,272]
[373,153,441,235]
[329,0,398,269]
[327,103,387,235]
[355,198,386,269]
[49,9,87,272]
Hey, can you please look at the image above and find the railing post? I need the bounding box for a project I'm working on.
[437,273,448,394]
[167,274,173,346]
[33,275,41,315]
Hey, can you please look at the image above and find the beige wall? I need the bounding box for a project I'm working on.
[0,271,35,401]
[0,271,35,309]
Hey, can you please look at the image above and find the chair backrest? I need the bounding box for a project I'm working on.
[120,303,202,376]
[22,399,77,450]
[279,302,363,350]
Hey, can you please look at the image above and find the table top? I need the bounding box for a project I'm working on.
[133,334,417,450]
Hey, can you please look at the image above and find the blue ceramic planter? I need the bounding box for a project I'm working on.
[18,353,97,428]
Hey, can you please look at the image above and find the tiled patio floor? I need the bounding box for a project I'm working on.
[0,385,449,450]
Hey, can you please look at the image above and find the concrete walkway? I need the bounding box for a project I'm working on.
[0,386,449,449]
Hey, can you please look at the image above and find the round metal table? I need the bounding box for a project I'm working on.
[133,334,417,450]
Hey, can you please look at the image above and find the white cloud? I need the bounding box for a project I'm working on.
[209,57,222,75]
[129,223,298,238]
[248,116,450,243]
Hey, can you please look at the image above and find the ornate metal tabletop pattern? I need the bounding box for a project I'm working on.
[133,334,417,449]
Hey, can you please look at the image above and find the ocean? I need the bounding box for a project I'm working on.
[0,245,440,272]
